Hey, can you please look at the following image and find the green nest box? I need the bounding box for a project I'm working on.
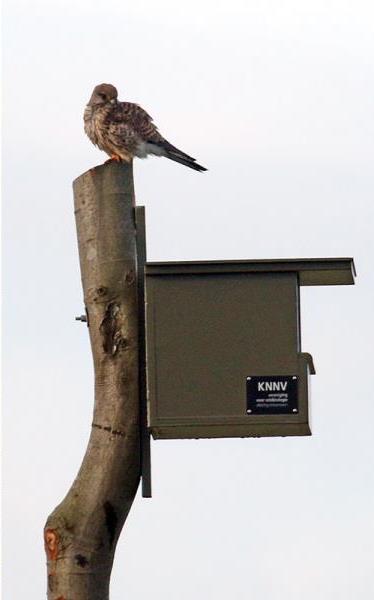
[144,258,355,440]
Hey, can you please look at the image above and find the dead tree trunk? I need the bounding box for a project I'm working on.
[44,161,140,600]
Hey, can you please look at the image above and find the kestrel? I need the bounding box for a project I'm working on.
[84,83,207,172]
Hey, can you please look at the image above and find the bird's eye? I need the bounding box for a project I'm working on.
[99,93,106,100]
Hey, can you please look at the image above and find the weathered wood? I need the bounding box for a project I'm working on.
[44,161,140,600]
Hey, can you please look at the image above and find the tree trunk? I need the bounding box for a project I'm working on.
[44,161,140,600]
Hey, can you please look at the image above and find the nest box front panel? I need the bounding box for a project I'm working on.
[146,272,308,438]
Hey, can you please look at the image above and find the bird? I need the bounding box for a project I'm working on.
[84,83,207,172]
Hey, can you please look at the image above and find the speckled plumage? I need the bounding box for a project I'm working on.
[84,83,207,172]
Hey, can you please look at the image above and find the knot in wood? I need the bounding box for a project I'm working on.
[125,270,135,286]
[100,302,128,356]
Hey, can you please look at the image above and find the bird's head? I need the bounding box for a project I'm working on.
[87,83,118,107]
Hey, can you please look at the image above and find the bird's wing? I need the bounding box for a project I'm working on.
[107,102,160,144]
[107,102,196,161]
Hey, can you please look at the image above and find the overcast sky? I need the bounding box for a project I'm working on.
[3,1,374,598]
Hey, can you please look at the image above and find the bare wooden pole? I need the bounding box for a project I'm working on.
[44,161,140,600]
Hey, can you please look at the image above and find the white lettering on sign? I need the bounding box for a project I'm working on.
[258,381,288,392]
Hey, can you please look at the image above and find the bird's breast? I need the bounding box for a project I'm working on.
[84,105,110,149]
[84,106,98,145]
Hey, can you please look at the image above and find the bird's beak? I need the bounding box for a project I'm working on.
[110,98,117,105]
[87,93,97,107]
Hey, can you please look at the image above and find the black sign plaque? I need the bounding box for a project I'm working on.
[246,375,298,415]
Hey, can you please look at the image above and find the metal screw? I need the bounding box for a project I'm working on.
[247,377,251,381]
[292,408,298,413]
[292,376,297,380]
[247,409,252,414]
[75,315,87,322]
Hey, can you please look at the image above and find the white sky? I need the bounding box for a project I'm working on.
[3,1,374,598]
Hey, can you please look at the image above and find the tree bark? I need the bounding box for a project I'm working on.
[44,161,140,600]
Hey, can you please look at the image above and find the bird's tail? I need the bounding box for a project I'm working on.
[165,152,207,172]
[147,139,207,172]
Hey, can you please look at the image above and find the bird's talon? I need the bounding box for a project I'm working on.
[104,155,122,164]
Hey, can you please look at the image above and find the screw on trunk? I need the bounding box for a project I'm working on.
[75,314,87,322]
